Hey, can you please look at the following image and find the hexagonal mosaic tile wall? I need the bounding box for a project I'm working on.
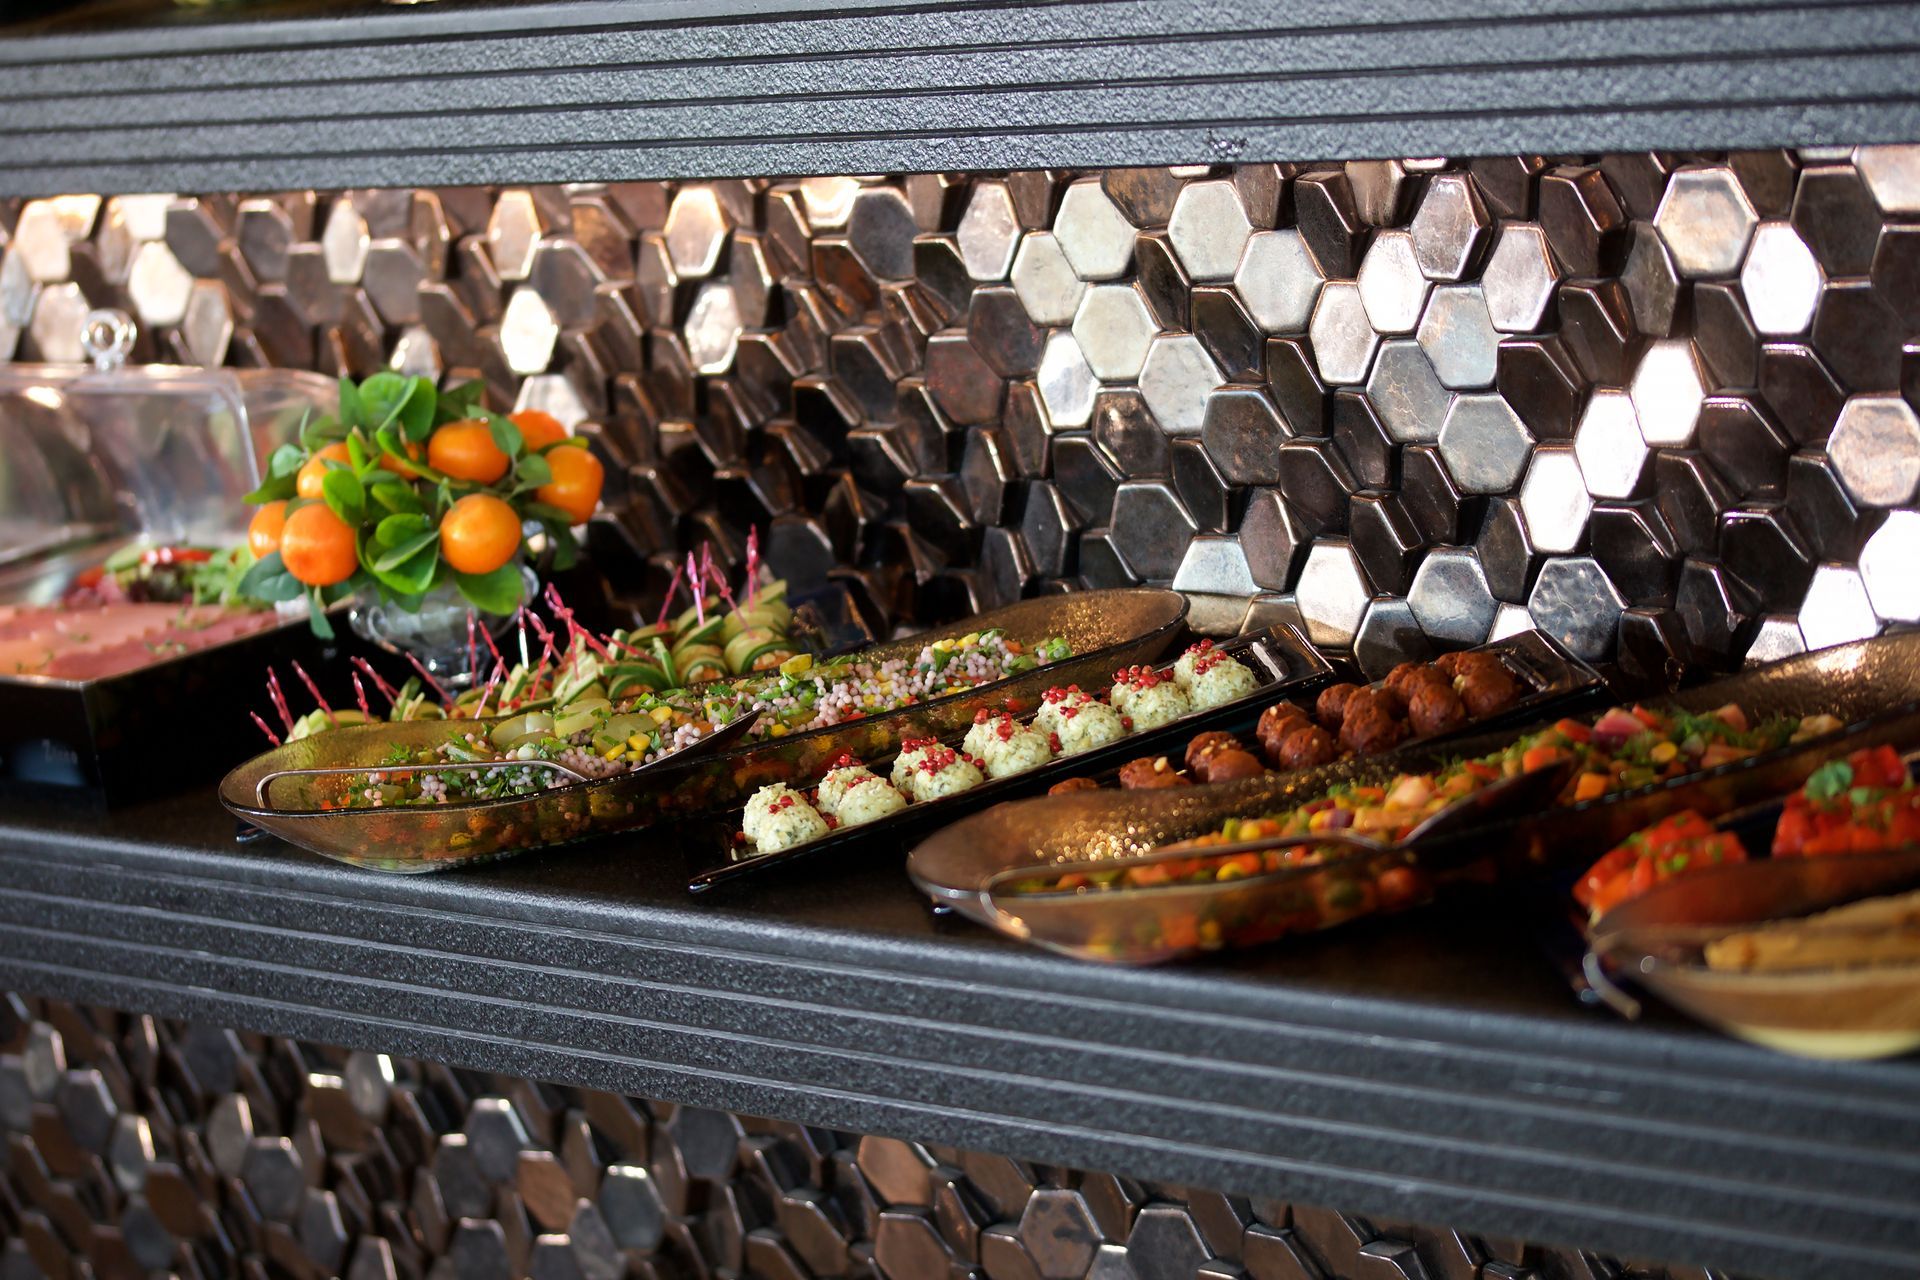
[0,993,1743,1280]
[3,152,1919,680]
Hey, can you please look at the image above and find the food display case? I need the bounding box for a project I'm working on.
[2,4,1920,1280]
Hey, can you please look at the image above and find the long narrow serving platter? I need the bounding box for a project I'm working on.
[220,588,1189,871]
[685,623,1336,891]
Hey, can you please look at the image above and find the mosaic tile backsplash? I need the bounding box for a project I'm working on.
[3,151,1920,679]
[0,992,1744,1280]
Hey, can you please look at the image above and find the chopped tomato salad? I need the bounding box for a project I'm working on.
[1773,745,1920,858]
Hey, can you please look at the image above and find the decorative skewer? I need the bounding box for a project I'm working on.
[351,657,402,706]
[404,651,455,706]
[744,526,760,607]
[655,561,684,628]
[289,661,338,728]
[249,712,282,747]
[351,672,372,720]
[686,552,705,626]
[265,668,294,733]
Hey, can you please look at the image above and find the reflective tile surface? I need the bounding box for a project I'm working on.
[6,146,1919,669]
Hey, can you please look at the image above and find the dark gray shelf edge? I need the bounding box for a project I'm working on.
[1,0,1919,193]
[3,824,1918,1279]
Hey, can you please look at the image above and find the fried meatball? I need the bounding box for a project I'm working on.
[1200,747,1265,783]
[1384,662,1449,705]
[1279,723,1339,770]
[1048,776,1100,796]
[1459,663,1522,718]
[1118,756,1189,790]
[1184,731,1241,775]
[1406,680,1469,738]
[1432,651,1470,678]
[1256,702,1313,763]
[1314,683,1360,731]
[1338,687,1394,726]
[1449,650,1508,683]
[1340,700,1408,755]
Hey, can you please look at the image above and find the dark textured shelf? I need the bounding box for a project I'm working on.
[2,0,1920,194]
[2,788,1918,1279]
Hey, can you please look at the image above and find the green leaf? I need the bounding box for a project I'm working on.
[308,590,336,640]
[358,372,408,430]
[374,528,440,572]
[345,431,371,473]
[453,562,526,616]
[375,512,432,547]
[514,453,553,489]
[321,467,366,528]
[300,413,345,453]
[521,500,577,525]
[1804,759,1854,802]
[436,380,484,424]
[244,470,298,504]
[369,478,426,515]
[265,443,305,478]
[486,412,524,460]
[336,377,361,431]
[236,551,305,603]
[545,523,580,571]
[395,377,437,442]
[373,546,439,595]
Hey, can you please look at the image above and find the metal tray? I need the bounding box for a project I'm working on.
[221,588,1189,871]
[0,607,345,805]
[685,623,1335,891]
[909,631,1920,926]
[1068,628,1601,789]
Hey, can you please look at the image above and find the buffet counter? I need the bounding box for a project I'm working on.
[5,787,1917,1279]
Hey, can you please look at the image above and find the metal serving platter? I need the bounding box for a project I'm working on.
[908,631,1920,930]
[221,588,1188,871]
[685,623,1335,891]
[1066,629,1600,789]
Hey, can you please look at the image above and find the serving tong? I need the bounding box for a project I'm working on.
[978,758,1575,964]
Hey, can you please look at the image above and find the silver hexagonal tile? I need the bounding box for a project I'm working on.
[514,373,590,428]
[1517,444,1592,553]
[1364,339,1451,443]
[487,189,547,282]
[1859,508,1920,622]
[1827,395,1920,506]
[684,281,743,375]
[1240,488,1305,589]
[10,201,71,283]
[1621,222,1681,337]
[1167,180,1253,282]
[1010,231,1086,326]
[663,185,731,277]
[0,248,30,328]
[1416,283,1500,389]
[1745,615,1809,666]
[1409,172,1489,280]
[1798,563,1880,651]
[1307,280,1378,385]
[389,325,443,380]
[1628,338,1708,446]
[500,287,560,375]
[1738,221,1822,336]
[1438,394,1534,493]
[322,196,371,284]
[1654,166,1758,277]
[1481,223,1560,333]
[1572,387,1648,499]
[958,181,1020,281]
[1053,180,1135,281]
[1407,547,1497,644]
[28,284,89,362]
[1171,535,1259,596]
[1233,229,1324,335]
[1489,601,1534,642]
[1527,556,1623,660]
[182,281,234,367]
[1855,144,1920,214]
[1294,540,1371,647]
[1137,333,1222,434]
[1355,230,1430,334]
[800,175,861,229]
[1071,284,1159,381]
[1037,330,1098,428]
[127,240,194,328]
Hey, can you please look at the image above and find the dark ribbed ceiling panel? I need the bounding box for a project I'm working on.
[1,0,1919,194]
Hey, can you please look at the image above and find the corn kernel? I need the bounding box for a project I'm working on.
[602,743,626,760]
[961,632,980,646]
[769,723,789,737]
[650,706,674,724]
[1651,741,1678,764]
[627,734,649,750]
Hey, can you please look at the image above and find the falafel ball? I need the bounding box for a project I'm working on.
[1384,661,1449,705]
[1407,680,1469,738]
[1200,747,1265,783]
[1118,756,1190,789]
[1340,700,1408,755]
[1459,663,1522,718]
[1279,723,1340,770]
[1184,731,1241,775]
[1314,683,1360,731]
[1255,702,1313,763]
